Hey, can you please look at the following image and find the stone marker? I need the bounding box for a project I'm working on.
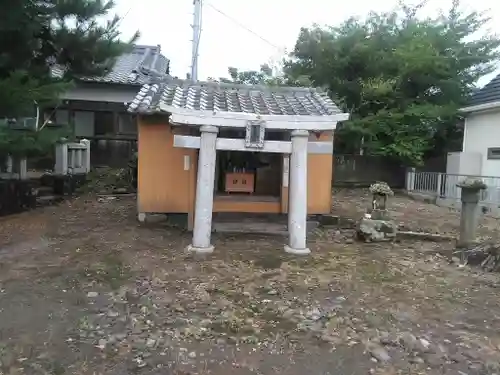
[357,182,398,242]
[456,178,486,249]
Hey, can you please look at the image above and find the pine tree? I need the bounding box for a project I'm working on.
[0,0,139,157]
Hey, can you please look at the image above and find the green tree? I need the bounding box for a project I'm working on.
[211,63,311,87]
[284,0,500,165]
[0,0,139,157]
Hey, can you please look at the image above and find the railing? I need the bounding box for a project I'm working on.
[2,156,28,180]
[54,139,91,175]
[406,168,500,216]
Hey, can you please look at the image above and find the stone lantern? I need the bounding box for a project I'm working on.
[369,181,393,220]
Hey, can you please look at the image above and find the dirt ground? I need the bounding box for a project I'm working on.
[0,189,499,375]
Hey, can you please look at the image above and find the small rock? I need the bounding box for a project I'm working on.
[113,333,127,341]
[419,338,430,349]
[450,352,466,363]
[96,339,107,349]
[267,290,278,295]
[345,238,354,244]
[188,351,197,359]
[320,333,338,343]
[425,353,445,368]
[463,349,480,360]
[174,305,186,313]
[282,309,295,319]
[133,356,147,368]
[399,332,418,351]
[107,310,119,317]
[379,333,399,346]
[367,342,391,363]
[409,356,424,364]
[87,291,98,298]
[146,338,156,348]
[306,308,322,321]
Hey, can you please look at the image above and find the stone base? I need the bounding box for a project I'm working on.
[284,245,311,255]
[356,217,397,242]
[371,209,390,220]
[137,212,168,224]
[186,244,214,254]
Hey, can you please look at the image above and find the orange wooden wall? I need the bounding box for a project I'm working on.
[137,118,334,216]
[307,131,333,214]
[137,119,197,214]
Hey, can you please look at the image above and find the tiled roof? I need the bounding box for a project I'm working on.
[128,79,342,117]
[469,73,500,107]
[51,45,170,85]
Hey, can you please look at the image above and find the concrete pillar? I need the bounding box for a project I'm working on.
[75,149,83,171]
[54,143,68,175]
[285,129,310,255]
[81,139,91,173]
[6,155,13,173]
[187,125,218,253]
[18,157,27,180]
[457,179,486,249]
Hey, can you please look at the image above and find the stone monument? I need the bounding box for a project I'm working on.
[356,182,398,242]
[456,177,487,249]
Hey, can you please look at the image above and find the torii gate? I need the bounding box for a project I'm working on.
[164,104,349,255]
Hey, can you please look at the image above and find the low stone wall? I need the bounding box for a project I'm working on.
[0,179,37,216]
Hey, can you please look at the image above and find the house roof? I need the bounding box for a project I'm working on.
[127,79,344,118]
[460,73,500,113]
[51,45,170,86]
[469,74,500,107]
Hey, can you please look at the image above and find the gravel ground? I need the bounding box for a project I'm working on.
[0,191,499,375]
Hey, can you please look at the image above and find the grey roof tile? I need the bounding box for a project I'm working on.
[128,79,342,117]
[51,45,170,85]
[469,73,500,107]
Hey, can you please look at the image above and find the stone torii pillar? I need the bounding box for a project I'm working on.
[285,129,310,255]
[187,125,218,253]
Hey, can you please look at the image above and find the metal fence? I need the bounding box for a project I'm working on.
[406,169,500,216]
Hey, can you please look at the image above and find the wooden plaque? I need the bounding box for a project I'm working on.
[225,172,255,193]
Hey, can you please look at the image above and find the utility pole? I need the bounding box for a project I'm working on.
[191,0,202,82]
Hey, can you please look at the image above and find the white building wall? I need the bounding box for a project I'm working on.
[463,109,500,177]
[62,84,139,103]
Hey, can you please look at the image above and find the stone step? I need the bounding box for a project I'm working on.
[36,195,63,206]
[212,220,319,235]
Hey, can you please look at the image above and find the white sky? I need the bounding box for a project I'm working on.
[113,0,500,85]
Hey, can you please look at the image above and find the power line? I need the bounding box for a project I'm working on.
[205,2,285,52]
